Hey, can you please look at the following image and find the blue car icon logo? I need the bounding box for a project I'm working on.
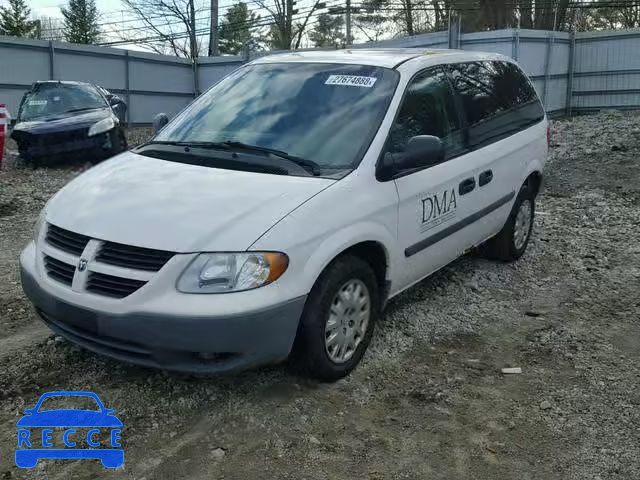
[16,391,123,468]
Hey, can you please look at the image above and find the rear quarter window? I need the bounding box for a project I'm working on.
[448,60,544,149]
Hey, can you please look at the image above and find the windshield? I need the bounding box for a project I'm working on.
[155,62,399,170]
[19,83,107,121]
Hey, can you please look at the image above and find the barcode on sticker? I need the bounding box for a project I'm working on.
[325,75,377,88]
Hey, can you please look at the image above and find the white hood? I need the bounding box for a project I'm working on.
[46,152,335,252]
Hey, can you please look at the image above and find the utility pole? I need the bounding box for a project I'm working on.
[189,0,197,60]
[208,0,219,56]
[346,0,351,45]
[189,0,199,96]
[286,0,294,48]
[404,0,414,36]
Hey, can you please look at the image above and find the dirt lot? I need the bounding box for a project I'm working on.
[0,113,638,479]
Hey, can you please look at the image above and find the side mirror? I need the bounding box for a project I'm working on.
[153,113,169,134]
[393,135,444,172]
[108,95,120,106]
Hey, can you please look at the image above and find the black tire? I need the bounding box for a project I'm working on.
[109,131,128,156]
[291,255,379,381]
[118,131,128,152]
[481,186,535,261]
[92,132,128,165]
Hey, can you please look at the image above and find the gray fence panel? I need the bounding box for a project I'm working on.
[0,41,49,85]
[0,89,26,117]
[54,51,126,89]
[128,59,193,94]
[460,39,513,57]
[351,31,448,48]
[0,38,51,116]
[198,57,245,91]
[572,30,640,111]
[128,94,192,124]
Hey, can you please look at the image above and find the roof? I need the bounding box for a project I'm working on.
[251,48,466,68]
[251,48,512,69]
[33,80,92,86]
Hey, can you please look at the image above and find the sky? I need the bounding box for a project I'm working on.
[27,0,124,19]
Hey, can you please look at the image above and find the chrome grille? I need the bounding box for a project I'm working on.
[96,241,174,272]
[86,271,147,299]
[44,255,75,286]
[46,224,90,256]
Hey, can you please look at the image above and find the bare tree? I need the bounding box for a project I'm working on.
[256,0,325,50]
[33,16,65,41]
[118,0,205,58]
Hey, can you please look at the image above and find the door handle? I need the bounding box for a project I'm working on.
[479,170,493,187]
[458,177,476,195]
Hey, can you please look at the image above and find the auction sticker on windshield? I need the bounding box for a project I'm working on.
[325,75,378,87]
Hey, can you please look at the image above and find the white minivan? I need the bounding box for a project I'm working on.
[20,49,548,379]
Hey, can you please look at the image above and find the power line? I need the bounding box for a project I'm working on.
[37,0,297,33]
[98,0,342,46]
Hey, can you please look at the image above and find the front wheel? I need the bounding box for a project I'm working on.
[482,187,535,261]
[291,255,379,381]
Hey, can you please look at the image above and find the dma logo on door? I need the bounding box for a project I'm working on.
[15,391,123,468]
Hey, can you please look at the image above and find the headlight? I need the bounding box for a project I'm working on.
[177,252,289,293]
[33,209,47,242]
[88,117,116,137]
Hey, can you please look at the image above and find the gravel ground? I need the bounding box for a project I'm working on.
[0,113,638,479]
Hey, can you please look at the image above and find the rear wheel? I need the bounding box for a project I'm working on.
[291,255,379,380]
[482,187,535,261]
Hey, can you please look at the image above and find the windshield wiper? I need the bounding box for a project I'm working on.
[142,140,321,176]
[145,140,231,149]
[221,141,322,176]
[64,107,102,114]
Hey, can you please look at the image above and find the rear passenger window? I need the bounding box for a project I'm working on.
[448,61,544,148]
[385,67,464,163]
[493,61,539,108]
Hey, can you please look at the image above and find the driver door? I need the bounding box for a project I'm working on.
[387,67,475,290]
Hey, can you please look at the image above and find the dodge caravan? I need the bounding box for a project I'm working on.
[20,49,548,380]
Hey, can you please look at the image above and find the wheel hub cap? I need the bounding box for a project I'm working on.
[514,199,532,250]
[324,279,371,364]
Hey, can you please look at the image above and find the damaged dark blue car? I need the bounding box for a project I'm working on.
[11,81,128,167]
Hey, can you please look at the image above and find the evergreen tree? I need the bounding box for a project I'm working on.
[218,2,260,55]
[0,0,35,38]
[61,0,100,44]
[309,13,345,48]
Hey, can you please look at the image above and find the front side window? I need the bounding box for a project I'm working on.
[19,83,107,121]
[384,67,464,164]
[155,63,399,173]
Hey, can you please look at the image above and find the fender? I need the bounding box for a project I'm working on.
[521,155,546,191]
[249,171,401,297]
[301,221,398,294]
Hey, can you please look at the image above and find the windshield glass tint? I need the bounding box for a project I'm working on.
[19,83,106,121]
[156,63,399,169]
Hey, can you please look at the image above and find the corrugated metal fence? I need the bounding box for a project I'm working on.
[1,28,639,123]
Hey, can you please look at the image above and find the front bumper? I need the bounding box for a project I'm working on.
[20,253,306,373]
[17,129,118,160]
